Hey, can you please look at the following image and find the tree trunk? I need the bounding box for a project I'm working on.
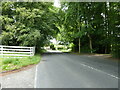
[88,34,93,53]
[78,38,80,53]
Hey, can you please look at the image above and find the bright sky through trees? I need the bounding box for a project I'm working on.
[54,0,61,8]
[50,38,58,44]
[50,0,61,44]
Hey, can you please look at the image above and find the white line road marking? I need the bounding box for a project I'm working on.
[34,64,38,88]
[80,63,119,79]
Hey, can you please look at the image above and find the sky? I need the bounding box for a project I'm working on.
[54,0,61,8]
[50,38,58,44]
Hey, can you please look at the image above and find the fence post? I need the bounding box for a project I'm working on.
[34,47,35,55]
[30,47,35,56]
[33,47,35,56]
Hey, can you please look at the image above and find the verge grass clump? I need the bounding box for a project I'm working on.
[0,54,41,72]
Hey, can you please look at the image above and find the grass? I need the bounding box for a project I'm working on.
[0,54,41,72]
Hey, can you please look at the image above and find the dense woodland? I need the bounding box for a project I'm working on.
[0,2,120,58]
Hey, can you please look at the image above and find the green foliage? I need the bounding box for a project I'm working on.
[3,58,15,64]
[57,2,120,58]
[111,44,120,58]
[1,2,119,58]
[1,2,59,52]
[50,44,55,50]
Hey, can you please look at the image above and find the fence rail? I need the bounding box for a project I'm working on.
[0,45,35,58]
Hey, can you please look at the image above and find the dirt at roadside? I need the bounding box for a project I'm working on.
[92,54,119,61]
[72,52,119,61]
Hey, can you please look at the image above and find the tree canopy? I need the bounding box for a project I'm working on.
[1,2,59,52]
[57,2,120,58]
[1,2,120,58]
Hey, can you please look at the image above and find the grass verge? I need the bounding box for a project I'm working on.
[0,54,41,72]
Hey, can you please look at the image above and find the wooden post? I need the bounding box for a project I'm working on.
[33,47,35,56]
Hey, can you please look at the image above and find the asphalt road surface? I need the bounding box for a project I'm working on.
[35,52,118,88]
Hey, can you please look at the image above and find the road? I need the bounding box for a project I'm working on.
[35,52,118,88]
[1,65,36,88]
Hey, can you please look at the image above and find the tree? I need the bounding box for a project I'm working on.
[57,2,120,58]
[1,2,59,53]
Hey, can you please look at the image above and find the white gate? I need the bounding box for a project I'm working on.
[0,45,35,58]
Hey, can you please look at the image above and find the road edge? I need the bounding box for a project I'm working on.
[34,64,38,88]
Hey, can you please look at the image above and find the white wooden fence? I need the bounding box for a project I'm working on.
[0,45,35,58]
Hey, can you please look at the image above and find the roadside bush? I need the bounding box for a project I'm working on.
[111,44,120,58]
[50,44,55,50]
[3,58,13,64]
